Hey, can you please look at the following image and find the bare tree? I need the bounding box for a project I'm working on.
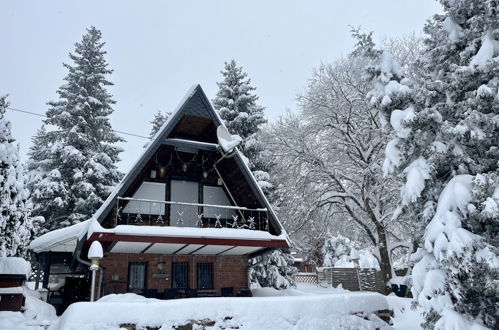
[265,56,410,290]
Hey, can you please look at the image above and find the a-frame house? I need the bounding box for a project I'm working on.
[30,85,289,311]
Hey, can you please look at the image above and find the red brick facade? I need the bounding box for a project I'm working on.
[97,253,248,297]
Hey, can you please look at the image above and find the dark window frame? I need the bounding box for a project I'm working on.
[196,262,214,290]
[172,262,189,289]
[127,262,148,292]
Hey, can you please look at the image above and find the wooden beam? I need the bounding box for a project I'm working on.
[216,246,236,255]
[189,245,207,255]
[141,243,155,253]
[172,244,189,255]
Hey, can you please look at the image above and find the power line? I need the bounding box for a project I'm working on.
[7,107,46,118]
[6,106,151,140]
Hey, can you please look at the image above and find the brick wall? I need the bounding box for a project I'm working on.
[97,253,248,297]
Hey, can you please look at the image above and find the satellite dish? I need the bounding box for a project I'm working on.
[217,126,242,153]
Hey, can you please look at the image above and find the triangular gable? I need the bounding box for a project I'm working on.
[88,84,287,239]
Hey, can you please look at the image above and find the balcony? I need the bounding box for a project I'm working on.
[113,197,269,232]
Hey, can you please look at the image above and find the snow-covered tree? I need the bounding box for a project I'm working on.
[144,111,171,147]
[322,234,353,267]
[355,1,499,327]
[213,59,267,143]
[212,60,271,190]
[263,56,415,292]
[28,26,124,231]
[149,110,170,138]
[27,125,67,229]
[0,95,37,258]
[249,249,297,290]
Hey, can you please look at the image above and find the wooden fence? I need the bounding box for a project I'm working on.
[294,268,385,293]
[294,272,318,285]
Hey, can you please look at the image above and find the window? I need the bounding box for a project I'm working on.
[197,263,214,289]
[122,182,166,215]
[128,262,147,291]
[202,186,236,219]
[170,180,199,227]
[172,262,189,289]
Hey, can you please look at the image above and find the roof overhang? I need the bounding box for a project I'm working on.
[87,228,289,256]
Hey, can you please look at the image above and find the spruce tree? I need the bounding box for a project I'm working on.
[213,60,267,142]
[27,126,68,229]
[148,111,171,139]
[28,26,124,231]
[213,60,295,288]
[144,110,171,147]
[213,60,272,189]
[249,249,297,290]
[355,1,499,327]
[0,95,37,258]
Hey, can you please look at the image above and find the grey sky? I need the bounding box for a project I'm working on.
[1,0,441,172]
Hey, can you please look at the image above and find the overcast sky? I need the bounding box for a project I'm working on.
[1,0,441,172]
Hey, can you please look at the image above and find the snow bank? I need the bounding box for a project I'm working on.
[24,294,57,321]
[52,292,389,330]
[0,257,31,277]
[0,287,57,330]
[386,296,424,330]
[252,283,348,297]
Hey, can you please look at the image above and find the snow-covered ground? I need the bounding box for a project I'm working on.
[386,295,424,330]
[0,284,424,330]
[52,287,389,330]
[0,287,57,330]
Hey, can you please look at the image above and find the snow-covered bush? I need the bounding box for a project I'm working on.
[249,249,297,290]
[322,234,352,267]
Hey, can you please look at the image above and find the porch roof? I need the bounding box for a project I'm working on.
[87,223,289,256]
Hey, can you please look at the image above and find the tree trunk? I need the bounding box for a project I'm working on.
[377,226,392,294]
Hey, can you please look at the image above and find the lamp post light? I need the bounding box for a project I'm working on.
[87,241,103,302]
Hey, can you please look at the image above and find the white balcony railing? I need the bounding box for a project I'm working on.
[114,196,269,231]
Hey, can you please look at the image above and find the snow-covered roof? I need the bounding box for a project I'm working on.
[87,220,286,242]
[29,220,90,253]
[30,85,290,256]
[0,257,31,277]
[87,84,287,237]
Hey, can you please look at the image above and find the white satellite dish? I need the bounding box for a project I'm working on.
[217,126,242,153]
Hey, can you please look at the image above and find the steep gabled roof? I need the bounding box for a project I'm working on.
[90,84,286,237]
